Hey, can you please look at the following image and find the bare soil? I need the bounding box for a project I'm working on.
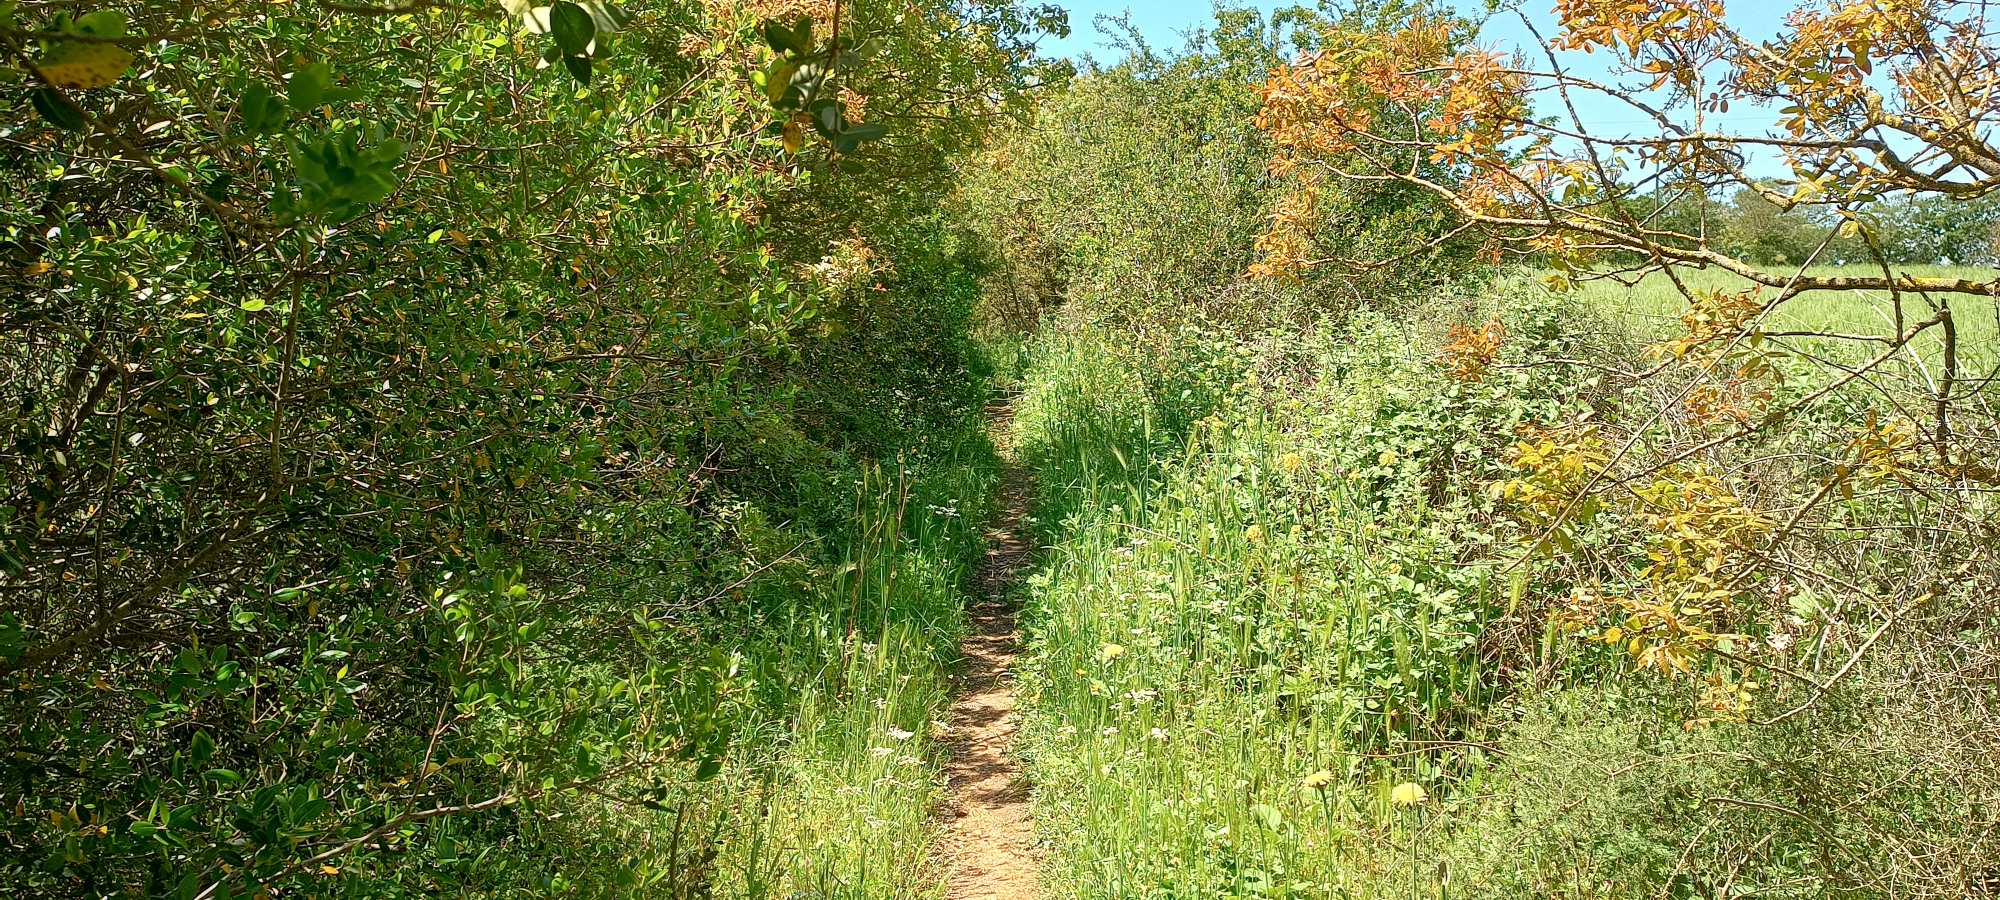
[934,404,1039,900]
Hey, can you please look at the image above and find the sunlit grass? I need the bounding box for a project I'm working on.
[1009,323,1506,898]
[1549,264,2000,376]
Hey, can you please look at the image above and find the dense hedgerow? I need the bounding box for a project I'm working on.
[2,0,1058,895]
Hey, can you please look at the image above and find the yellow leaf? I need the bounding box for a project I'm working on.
[38,42,134,89]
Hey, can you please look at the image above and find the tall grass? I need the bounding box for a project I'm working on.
[527,424,999,898]
[1009,316,1532,898]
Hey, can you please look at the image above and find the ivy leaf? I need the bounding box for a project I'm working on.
[548,1,595,58]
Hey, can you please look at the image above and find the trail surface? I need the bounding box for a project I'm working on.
[935,404,1038,900]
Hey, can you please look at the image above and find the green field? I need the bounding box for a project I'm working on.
[1556,264,1999,374]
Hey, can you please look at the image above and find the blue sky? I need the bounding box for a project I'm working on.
[1040,1,1799,175]
[1041,1,1791,64]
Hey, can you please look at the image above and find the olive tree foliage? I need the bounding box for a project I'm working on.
[0,0,1062,894]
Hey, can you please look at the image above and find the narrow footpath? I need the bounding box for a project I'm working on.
[935,403,1039,900]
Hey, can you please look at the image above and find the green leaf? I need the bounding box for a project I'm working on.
[833,121,887,153]
[562,53,591,85]
[189,731,216,767]
[764,58,797,104]
[836,121,884,144]
[289,127,406,222]
[549,1,595,57]
[72,9,127,36]
[762,15,811,56]
[288,62,331,112]
[785,17,812,54]
[238,82,287,136]
[809,97,841,137]
[30,87,86,131]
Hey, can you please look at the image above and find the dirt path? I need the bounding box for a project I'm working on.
[934,404,1039,900]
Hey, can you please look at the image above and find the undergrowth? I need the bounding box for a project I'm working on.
[1007,289,1999,898]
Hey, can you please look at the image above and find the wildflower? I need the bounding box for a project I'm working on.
[1302,770,1335,790]
[886,726,914,741]
[1278,451,1304,474]
[1099,642,1126,661]
[1378,449,1400,467]
[1244,524,1265,543]
[1149,727,1169,741]
[870,746,894,758]
[1390,782,1427,806]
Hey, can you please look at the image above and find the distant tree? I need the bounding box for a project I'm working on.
[1716,189,1833,266]
[1884,194,2000,265]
